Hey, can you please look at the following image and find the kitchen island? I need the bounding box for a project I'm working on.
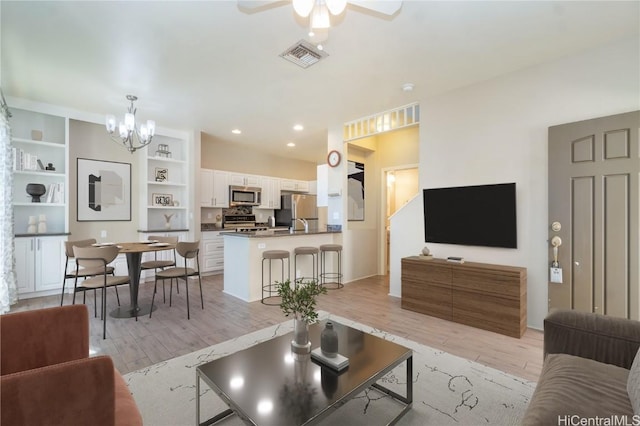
[223,229,342,302]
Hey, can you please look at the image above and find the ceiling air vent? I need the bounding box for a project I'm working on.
[280,40,328,69]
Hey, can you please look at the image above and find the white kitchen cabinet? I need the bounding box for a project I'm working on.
[202,231,224,273]
[229,173,260,187]
[257,177,281,209]
[200,169,229,207]
[200,169,214,206]
[15,236,65,296]
[212,170,229,207]
[280,179,309,193]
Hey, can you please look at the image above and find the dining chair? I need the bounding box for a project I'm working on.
[60,238,120,315]
[150,241,203,320]
[73,245,130,339]
[140,235,178,303]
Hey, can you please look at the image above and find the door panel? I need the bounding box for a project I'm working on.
[571,177,594,313]
[548,110,639,319]
[604,174,629,318]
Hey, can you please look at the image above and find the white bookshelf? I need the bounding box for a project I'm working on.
[140,135,189,231]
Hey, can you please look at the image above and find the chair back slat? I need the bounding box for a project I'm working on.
[73,245,119,269]
[176,241,200,259]
[148,235,178,244]
[64,238,97,258]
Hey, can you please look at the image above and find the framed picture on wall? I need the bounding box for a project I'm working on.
[348,160,365,221]
[152,193,173,206]
[77,158,131,221]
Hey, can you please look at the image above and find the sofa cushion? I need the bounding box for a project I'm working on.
[544,309,640,369]
[628,348,640,415]
[522,353,632,425]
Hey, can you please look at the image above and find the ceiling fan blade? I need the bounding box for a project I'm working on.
[237,0,287,12]
[347,0,402,16]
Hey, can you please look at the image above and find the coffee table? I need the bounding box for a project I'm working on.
[196,320,413,425]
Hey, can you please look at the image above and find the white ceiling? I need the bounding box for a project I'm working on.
[2,1,638,163]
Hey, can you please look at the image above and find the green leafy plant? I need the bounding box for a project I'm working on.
[276,279,327,323]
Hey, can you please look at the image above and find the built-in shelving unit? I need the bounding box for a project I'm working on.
[140,135,189,231]
[10,108,69,235]
[10,106,68,298]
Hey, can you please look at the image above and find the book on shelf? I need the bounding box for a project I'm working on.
[11,148,39,171]
[45,182,64,204]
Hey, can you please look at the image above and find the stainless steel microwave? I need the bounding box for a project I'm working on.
[229,186,261,206]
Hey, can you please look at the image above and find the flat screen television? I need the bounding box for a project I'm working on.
[423,183,517,249]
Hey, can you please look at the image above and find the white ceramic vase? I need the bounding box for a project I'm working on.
[27,216,37,234]
[38,214,47,233]
[291,318,311,354]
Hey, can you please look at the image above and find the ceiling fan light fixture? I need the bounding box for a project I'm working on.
[292,0,314,17]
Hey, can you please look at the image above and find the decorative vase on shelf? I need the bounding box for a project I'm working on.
[37,214,47,234]
[291,318,311,354]
[164,213,174,229]
[320,321,338,358]
[26,183,46,202]
[27,216,37,234]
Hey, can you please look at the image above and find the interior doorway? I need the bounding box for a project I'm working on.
[383,166,419,273]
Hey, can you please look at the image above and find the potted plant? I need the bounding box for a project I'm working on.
[276,279,327,353]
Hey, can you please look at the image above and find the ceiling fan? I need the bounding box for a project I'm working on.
[238,0,403,30]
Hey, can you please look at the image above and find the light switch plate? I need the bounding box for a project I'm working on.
[258,243,266,249]
[550,267,563,283]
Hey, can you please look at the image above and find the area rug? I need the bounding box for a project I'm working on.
[124,312,535,425]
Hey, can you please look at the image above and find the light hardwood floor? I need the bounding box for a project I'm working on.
[11,274,544,381]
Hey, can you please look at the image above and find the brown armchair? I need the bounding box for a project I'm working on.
[0,305,142,426]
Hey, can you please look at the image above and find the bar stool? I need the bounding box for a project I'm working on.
[319,244,343,289]
[293,246,319,284]
[262,250,290,305]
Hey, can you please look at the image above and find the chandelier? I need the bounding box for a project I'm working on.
[105,95,155,153]
[292,0,347,29]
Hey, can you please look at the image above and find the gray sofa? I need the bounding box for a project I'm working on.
[522,309,640,425]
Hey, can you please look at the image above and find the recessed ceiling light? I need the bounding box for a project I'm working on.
[231,129,241,134]
[402,83,415,92]
[287,142,296,147]
[293,124,304,131]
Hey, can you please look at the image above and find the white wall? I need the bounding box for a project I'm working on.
[389,194,423,297]
[393,37,639,329]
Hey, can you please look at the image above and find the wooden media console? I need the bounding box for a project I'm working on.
[401,257,527,338]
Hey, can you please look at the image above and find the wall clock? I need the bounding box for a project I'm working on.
[327,150,341,167]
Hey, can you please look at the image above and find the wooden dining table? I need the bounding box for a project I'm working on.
[110,241,176,319]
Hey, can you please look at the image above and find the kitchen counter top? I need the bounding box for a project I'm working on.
[223,230,342,302]
[222,229,341,238]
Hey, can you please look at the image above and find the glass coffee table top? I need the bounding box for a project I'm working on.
[196,320,413,426]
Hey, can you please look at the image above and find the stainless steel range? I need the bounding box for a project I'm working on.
[222,214,268,233]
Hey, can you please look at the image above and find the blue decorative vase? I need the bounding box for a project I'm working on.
[321,321,338,358]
